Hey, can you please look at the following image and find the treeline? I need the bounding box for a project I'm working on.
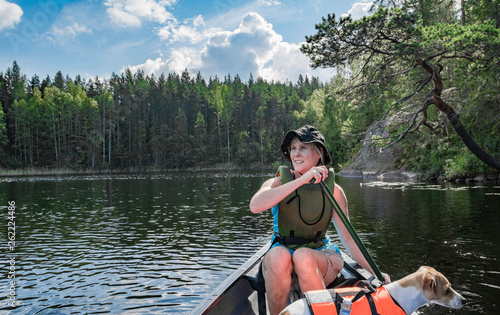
[0,61,322,170]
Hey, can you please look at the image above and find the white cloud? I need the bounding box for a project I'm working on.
[0,0,23,31]
[104,0,176,28]
[51,22,92,37]
[124,47,202,76]
[107,6,142,27]
[168,47,202,73]
[257,0,283,6]
[126,57,165,74]
[200,12,282,78]
[341,1,375,20]
[126,12,334,82]
[259,41,312,82]
[158,15,222,44]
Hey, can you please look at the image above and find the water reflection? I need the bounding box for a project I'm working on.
[0,172,498,314]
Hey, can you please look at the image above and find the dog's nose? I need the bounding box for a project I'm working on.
[461,298,467,305]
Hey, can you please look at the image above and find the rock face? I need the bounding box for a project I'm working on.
[338,116,420,181]
[337,87,498,182]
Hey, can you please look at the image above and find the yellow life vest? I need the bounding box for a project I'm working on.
[275,166,335,250]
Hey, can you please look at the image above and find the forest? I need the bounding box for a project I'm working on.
[0,62,324,170]
[1,0,499,178]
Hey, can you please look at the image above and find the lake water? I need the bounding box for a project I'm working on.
[0,171,499,314]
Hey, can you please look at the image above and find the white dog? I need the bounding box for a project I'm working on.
[280,266,467,315]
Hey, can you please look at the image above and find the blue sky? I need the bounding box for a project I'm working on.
[0,0,375,83]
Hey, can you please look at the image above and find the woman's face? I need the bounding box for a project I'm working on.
[289,139,321,174]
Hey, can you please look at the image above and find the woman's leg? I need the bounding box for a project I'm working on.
[263,246,293,315]
[292,247,343,292]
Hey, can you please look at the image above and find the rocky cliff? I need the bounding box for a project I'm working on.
[338,113,420,181]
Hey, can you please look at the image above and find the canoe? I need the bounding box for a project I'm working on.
[190,243,383,315]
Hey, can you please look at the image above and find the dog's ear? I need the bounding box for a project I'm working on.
[424,272,438,296]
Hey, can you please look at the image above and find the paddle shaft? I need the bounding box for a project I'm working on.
[319,181,385,283]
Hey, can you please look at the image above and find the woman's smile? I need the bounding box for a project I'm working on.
[290,140,320,173]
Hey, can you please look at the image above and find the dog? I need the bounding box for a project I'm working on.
[280,266,467,315]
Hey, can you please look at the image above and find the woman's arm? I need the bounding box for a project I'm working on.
[249,166,329,213]
[249,176,305,213]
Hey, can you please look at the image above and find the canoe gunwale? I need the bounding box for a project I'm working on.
[189,243,270,315]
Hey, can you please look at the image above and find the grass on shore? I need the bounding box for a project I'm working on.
[0,167,85,177]
[0,163,279,178]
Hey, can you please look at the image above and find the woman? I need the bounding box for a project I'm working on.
[249,125,381,315]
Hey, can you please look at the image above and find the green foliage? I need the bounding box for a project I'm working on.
[396,129,496,178]
[194,111,207,167]
[0,61,321,170]
[419,22,500,64]
[292,89,325,125]
[463,0,500,26]
[169,108,191,168]
[301,1,500,176]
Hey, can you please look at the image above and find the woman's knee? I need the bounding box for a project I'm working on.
[292,248,318,275]
[292,248,315,264]
[264,247,293,276]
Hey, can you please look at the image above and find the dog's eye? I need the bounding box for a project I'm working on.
[445,288,451,295]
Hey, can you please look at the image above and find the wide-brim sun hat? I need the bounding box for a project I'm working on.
[281,125,332,166]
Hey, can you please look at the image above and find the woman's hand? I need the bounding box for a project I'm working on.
[301,166,328,184]
[382,273,391,284]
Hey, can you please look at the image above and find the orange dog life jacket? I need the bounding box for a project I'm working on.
[303,286,406,315]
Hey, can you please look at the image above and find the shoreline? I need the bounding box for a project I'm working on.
[0,164,277,178]
[338,168,500,184]
[2,166,499,184]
